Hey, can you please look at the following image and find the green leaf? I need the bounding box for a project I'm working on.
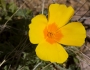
[17,65,29,70]
[9,2,17,13]
[15,9,25,17]
[53,63,71,70]
[15,9,31,18]
[73,57,79,64]
[4,66,8,70]
[5,16,11,20]
[0,0,6,11]
[42,65,54,70]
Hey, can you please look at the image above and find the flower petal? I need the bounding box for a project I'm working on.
[29,14,47,44]
[48,3,74,27]
[60,22,86,46]
[35,41,68,63]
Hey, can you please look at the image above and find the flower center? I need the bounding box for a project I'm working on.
[47,32,53,38]
[43,23,63,44]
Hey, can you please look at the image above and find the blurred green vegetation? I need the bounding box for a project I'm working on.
[0,0,81,70]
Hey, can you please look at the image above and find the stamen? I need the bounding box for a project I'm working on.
[47,32,53,38]
[43,23,63,44]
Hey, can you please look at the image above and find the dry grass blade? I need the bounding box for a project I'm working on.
[0,4,24,33]
[77,53,90,70]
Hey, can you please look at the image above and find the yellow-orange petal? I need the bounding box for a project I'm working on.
[35,41,68,63]
[48,3,74,27]
[29,14,47,44]
[60,22,86,46]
